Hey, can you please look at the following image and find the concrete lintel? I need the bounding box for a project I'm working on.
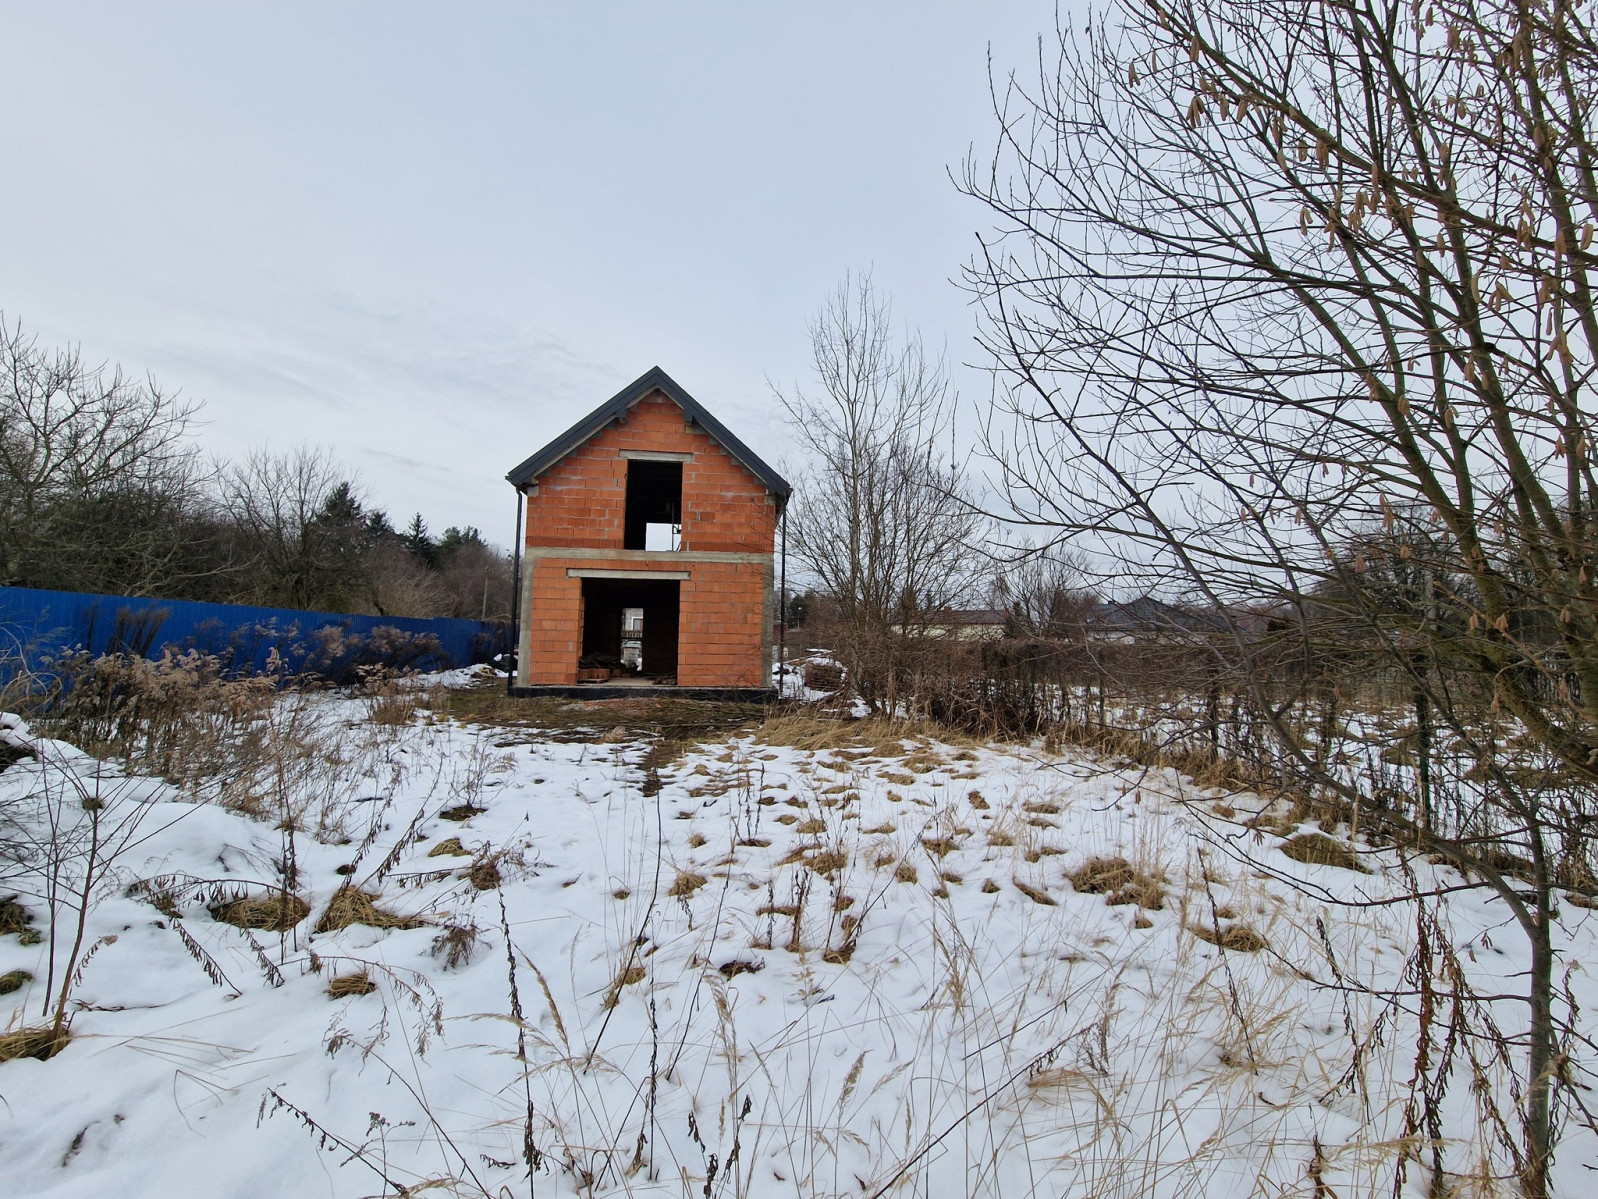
[618,449,693,462]
[566,568,692,580]
[526,547,773,565]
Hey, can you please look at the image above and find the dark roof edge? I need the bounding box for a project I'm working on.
[505,366,792,500]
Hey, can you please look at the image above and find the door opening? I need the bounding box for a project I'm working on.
[578,578,680,683]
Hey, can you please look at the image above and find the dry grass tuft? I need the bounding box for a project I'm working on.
[981,879,1001,893]
[894,863,918,884]
[211,893,311,932]
[967,790,989,810]
[669,872,708,899]
[468,856,503,891]
[602,962,648,1008]
[756,712,942,754]
[365,687,420,726]
[327,971,378,998]
[438,803,487,822]
[0,1024,71,1062]
[0,969,32,995]
[427,837,470,858]
[1069,857,1164,909]
[314,888,427,933]
[1013,880,1057,905]
[921,836,960,857]
[1280,832,1368,872]
[0,895,40,944]
[717,958,764,978]
[794,818,827,835]
[806,850,849,876]
[1190,922,1269,953]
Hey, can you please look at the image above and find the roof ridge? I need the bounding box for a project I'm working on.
[505,367,791,501]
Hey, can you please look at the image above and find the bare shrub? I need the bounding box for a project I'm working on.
[429,919,483,970]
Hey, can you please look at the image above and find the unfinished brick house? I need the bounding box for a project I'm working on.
[506,367,790,697]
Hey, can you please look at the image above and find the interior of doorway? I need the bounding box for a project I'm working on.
[578,577,680,682]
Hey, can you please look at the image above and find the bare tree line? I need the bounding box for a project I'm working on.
[0,319,512,619]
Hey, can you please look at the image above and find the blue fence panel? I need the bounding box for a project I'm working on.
[0,585,510,682]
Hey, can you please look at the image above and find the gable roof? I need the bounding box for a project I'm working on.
[505,366,792,503]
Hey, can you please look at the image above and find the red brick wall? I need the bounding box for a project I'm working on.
[520,556,770,687]
[678,560,771,686]
[524,391,777,553]
[518,389,777,688]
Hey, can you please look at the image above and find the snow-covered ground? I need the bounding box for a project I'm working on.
[0,679,1593,1197]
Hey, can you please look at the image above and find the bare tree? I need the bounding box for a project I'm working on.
[963,0,1598,1191]
[0,318,208,595]
[778,275,986,712]
[221,446,357,610]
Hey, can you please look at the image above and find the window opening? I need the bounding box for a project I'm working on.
[624,460,683,551]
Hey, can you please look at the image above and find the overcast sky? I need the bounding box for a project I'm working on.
[0,2,1059,544]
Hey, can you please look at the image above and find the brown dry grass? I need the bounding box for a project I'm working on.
[427,837,470,858]
[327,971,378,998]
[1013,881,1057,906]
[669,872,708,899]
[1190,922,1269,953]
[365,685,420,726]
[0,895,40,944]
[0,969,32,995]
[443,681,764,741]
[757,712,979,754]
[468,856,503,891]
[1068,857,1164,909]
[438,803,486,822]
[314,888,427,933]
[210,894,311,932]
[0,1024,70,1062]
[806,851,849,876]
[1280,833,1368,873]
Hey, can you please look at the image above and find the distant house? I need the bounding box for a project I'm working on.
[924,607,1010,640]
[1084,596,1229,644]
[506,367,790,696]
